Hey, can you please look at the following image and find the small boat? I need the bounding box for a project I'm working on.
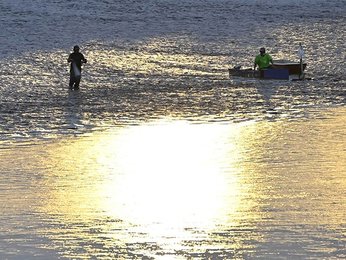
[272,60,307,75]
[229,60,307,80]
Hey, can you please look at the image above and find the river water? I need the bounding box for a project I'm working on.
[0,0,345,259]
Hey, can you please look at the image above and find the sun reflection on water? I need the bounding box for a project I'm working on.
[2,109,346,258]
[39,119,255,255]
[96,121,245,227]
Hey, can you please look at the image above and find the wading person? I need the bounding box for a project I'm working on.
[68,45,87,90]
[254,47,273,70]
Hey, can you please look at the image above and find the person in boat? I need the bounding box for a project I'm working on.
[254,47,273,70]
[68,45,87,90]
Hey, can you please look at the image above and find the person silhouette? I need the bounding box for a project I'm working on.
[67,45,87,90]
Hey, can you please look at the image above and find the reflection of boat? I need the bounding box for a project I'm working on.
[229,60,307,80]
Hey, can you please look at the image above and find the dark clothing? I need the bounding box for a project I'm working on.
[68,52,86,73]
[68,52,86,90]
[69,73,81,90]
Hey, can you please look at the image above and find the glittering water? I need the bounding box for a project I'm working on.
[1,111,346,259]
[0,0,346,259]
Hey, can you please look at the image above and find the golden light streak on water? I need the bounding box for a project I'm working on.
[38,120,257,254]
[1,108,345,258]
[95,121,246,225]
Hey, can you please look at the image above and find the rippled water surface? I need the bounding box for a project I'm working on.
[1,109,346,259]
[1,0,346,259]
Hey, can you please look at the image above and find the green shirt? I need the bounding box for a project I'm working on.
[255,53,273,69]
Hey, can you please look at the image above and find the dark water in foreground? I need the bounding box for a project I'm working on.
[1,0,346,259]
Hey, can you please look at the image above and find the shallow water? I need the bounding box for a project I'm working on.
[1,108,346,259]
[1,0,346,259]
[1,0,346,142]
